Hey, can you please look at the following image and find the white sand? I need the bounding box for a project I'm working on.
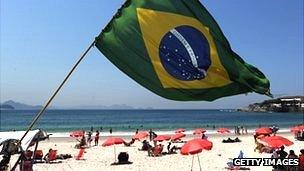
[6,133,303,171]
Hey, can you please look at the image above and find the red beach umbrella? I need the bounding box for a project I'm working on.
[70,130,85,138]
[153,135,171,142]
[181,138,213,171]
[217,128,230,134]
[102,137,125,147]
[260,135,293,148]
[175,128,186,133]
[171,133,186,141]
[193,128,206,135]
[102,137,125,162]
[255,127,272,135]
[132,131,148,140]
[181,139,213,155]
[290,125,304,132]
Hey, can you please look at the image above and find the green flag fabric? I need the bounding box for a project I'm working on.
[95,0,271,101]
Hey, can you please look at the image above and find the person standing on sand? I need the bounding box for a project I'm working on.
[109,128,112,134]
[149,129,153,141]
[94,130,100,146]
[136,129,139,134]
[87,131,92,146]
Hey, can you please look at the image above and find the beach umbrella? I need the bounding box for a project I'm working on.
[217,128,230,134]
[181,139,212,155]
[181,138,213,171]
[290,125,304,132]
[132,131,148,140]
[175,128,186,133]
[102,137,125,162]
[70,130,85,138]
[255,127,272,135]
[193,128,206,135]
[171,133,186,141]
[153,135,171,142]
[259,135,293,148]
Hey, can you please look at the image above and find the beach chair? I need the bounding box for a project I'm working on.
[75,148,85,160]
[34,150,43,161]
[151,145,163,157]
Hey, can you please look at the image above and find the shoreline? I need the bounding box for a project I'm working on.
[0,128,292,138]
[50,128,292,138]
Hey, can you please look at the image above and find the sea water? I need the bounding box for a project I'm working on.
[0,109,303,136]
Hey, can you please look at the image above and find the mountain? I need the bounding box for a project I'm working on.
[0,104,14,110]
[74,104,135,110]
[1,100,43,110]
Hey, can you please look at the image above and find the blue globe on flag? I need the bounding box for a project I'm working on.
[159,25,211,81]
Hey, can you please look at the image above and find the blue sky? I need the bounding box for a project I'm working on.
[0,0,303,109]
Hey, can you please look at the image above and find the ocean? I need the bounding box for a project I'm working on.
[0,109,303,136]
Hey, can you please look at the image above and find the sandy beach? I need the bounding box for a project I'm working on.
[6,132,302,171]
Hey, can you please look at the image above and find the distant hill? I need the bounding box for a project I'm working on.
[1,100,43,110]
[0,104,14,110]
[239,96,304,113]
[0,100,148,110]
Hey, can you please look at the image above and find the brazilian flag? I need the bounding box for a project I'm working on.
[95,0,271,101]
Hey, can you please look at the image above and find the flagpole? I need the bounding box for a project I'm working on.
[11,40,95,171]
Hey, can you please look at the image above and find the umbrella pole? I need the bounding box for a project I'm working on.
[197,154,202,171]
[191,155,194,171]
[114,145,116,163]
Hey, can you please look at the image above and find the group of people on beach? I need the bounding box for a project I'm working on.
[75,129,100,149]
[137,129,179,157]
[271,146,304,171]
[234,125,248,135]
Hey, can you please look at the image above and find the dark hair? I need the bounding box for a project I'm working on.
[289,150,295,155]
[300,149,304,154]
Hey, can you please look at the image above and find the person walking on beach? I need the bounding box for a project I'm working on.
[87,131,92,146]
[94,130,100,146]
[241,125,245,134]
[109,128,112,134]
[234,126,236,135]
[136,129,139,134]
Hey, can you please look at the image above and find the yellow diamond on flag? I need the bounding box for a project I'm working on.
[137,8,232,89]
